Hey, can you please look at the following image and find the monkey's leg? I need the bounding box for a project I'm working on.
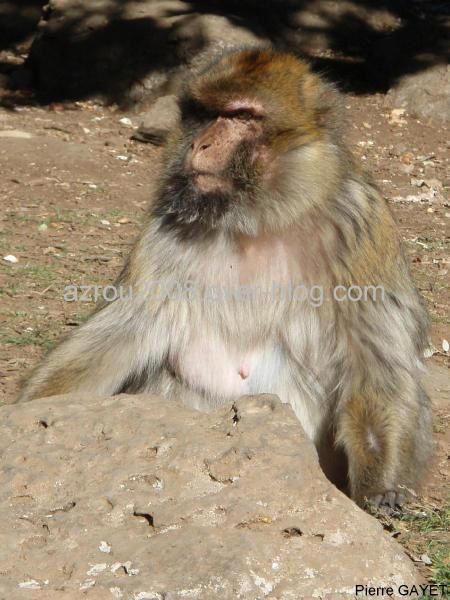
[336,386,432,510]
[17,299,169,402]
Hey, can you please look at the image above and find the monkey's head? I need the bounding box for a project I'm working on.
[155,48,341,238]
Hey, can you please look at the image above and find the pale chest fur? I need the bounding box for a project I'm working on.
[157,231,336,437]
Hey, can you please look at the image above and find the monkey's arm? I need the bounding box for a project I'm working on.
[330,183,432,508]
[17,295,169,402]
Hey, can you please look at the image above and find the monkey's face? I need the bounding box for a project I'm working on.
[158,100,274,238]
[155,49,331,238]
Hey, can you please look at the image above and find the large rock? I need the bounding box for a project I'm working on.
[0,393,419,598]
[133,95,181,145]
[386,64,450,123]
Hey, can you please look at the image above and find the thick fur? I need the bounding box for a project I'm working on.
[18,49,432,508]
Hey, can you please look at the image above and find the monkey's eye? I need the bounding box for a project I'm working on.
[223,100,265,121]
[226,109,256,121]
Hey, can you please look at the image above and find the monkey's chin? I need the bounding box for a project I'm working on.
[193,173,233,194]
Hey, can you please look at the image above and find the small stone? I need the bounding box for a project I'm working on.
[18,580,40,589]
[3,254,18,263]
[119,117,133,127]
[388,108,407,125]
[411,178,425,187]
[79,579,95,591]
[87,563,107,576]
[443,339,449,353]
[99,540,112,553]
[0,130,33,139]
[111,562,128,576]
[43,246,60,256]
[400,152,415,164]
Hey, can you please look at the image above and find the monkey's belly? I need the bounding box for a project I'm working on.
[175,337,285,400]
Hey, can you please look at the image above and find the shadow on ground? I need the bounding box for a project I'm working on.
[0,0,46,50]
[1,0,449,104]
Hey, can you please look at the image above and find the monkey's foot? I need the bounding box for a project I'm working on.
[368,490,406,514]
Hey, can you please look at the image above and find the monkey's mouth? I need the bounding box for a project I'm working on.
[191,171,233,193]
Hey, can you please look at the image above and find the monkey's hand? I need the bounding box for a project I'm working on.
[367,490,407,515]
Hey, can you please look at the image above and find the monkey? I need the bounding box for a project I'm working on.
[17,48,432,511]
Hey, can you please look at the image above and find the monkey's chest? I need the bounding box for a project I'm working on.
[173,334,286,399]
[166,233,312,399]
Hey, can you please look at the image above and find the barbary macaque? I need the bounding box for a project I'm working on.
[18,48,432,510]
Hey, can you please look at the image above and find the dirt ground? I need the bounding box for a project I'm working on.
[0,70,449,586]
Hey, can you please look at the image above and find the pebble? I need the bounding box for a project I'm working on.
[388,108,407,125]
[3,254,18,263]
[0,129,33,139]
[99,540,112,553]
[87,563,107,576]
[411,178,425,187]
[18,580,40,589]
[119,117,133,127]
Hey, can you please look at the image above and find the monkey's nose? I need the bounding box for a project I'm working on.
[190,130,223,172]
[192,141,211,152]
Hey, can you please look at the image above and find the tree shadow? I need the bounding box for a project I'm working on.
[23,0,204,105]
[0,0,448,105]
[0,0,46,50]
[177,0,449,93]
[0,0,47,86]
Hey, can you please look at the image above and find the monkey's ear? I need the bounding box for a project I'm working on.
[315,81,342,134]
[297,71,341,137]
